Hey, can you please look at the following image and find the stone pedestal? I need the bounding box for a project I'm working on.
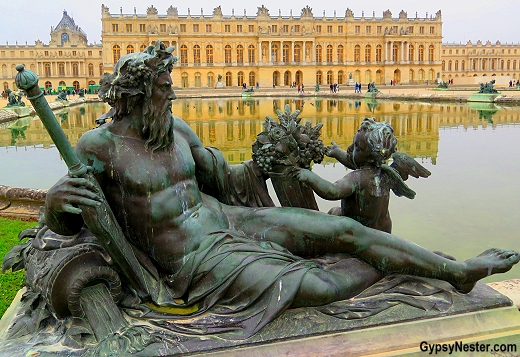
[2,106,31,117]
[468,93,501,102]
[216,81,224,88]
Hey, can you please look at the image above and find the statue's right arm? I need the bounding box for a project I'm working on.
[45,132,104,236]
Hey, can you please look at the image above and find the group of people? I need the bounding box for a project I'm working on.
[329,83,340,93]
[508,80,519,88]
[353,82,362,93]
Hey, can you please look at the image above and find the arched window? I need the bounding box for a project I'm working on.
[326,70,333,85]
[418,45,424,61]
[206,45,213,64]
[73,81,80,90]
[140,44,147,51]
[59,80,66,87]
[408,45,414,61]
[237,71,244,86]
[428,45,434,62]
[180,45,188,65]
[237,45,244,64]
[248,45,255,63]
[284,71,291,86]
[294,44,301,63]
[1,65,7,77]
[283,44,290,63]
[376,45,382,62]
[392,43,399,61]
[72,63,79,77]
[337,45,344,62]
[448,61,452,71]
[365,45,371,62]
[225,71,232,86]
[112,45,121,64]
[273,71,280,86]
[193,45,201,64]
[207,72,214,87]
[249,71,256,86]
[326,45,333,63]
[338,70,344,84]
[271,44,279,62]
[316,70,322,85]
[87,63,94,76]
[354,45,361,62]
[455,60,459,71]
[315,45,322,63]
[409,69,415,82]
[44,63,52,77]
[181,72,189,88]
[126,45,134,54]
[61,33,70,45]
[58,62,65,76]
[462,60,466,71]
[194,72,201,87]
[225,45,232,64]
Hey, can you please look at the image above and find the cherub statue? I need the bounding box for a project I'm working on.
[297,118,430,233]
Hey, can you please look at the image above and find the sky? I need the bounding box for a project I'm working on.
[1,0,519,45]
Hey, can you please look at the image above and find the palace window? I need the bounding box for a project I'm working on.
[194,72,201,87]
[225,71,232,86]
[393,26,398,33]
[140,24,146,32]
[376,45,382,62]
[180,45,188,65]
[88,63,94,76]
[237,71,244,86]
[225,25,230,32]
[418,45,425,61]
[237,25,242,32]
[354,45,360,62]
[206,45,213,64]
[181,72,189,88]
[112,45,121,63]
[337,45,344,62]
[126,24,132,32]
[272,25,278,32]
[180,24,186,32]
[315,45,322,63]
[294,25,300,32]
[283,25,289,33]
[126,45,134,54]
[327,70,333,85]
[58,62,65,76]
[338,25,343,33]
[430,26,435,34]
[193,45,201,64]
[419,26,424,34]
[249,71,256,87]
[316,70,322,85]
[206,24,212,32]
[294,44,301,63]
[193,24,199,32]
[315,25,321,33]
[326,45,333,63]
[237,45,244,64]
[428,45,434,61]
[249,25,255,32]
[248,45,255,63]
[72,63,79,77]
[20,51,24,57]
[409,45,414,61]
[88,50,92,56]
[207,72,214,87]
[160,24,166,32]
[365,45,371,62]
[355,26,360,34]
[366,26,371,34]
[44,63,51,77]
[408,26,414,34]
[327,26,332,33]
[99,63,103,76]
[271,44,279,62]
[283,44,290,63]
[225,45,232,64]
[112,24,118,32]
[377,26,382,33]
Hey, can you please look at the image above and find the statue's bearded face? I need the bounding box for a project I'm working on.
[142,71,176,152]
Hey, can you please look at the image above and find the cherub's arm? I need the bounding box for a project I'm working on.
[297,168,356,200]
[326,141,356,170]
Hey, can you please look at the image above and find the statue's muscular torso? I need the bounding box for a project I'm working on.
[75,118,230,273]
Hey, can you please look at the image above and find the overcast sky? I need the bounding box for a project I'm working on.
[1,0,519,45]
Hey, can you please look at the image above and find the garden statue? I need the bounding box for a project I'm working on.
[367,82,380,93]
[56,90,68,101]
[2,43,520,356]
[78,88,85,98]
[5,88,25,107]
[297,118,430,233]
[314,83,320,92]
[437,81,449,89]
[478,79,499,94]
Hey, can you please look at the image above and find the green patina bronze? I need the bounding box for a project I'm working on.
[2,41,520,356]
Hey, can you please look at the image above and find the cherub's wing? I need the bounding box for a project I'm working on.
[380,164,416,199]
[390,152,431,181]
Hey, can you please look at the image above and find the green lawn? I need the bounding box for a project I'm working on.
[0,217,35,318]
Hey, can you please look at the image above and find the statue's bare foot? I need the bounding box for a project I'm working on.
[453,249,520,293]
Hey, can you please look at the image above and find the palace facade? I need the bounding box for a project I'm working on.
[1,6,519,92]
[0,11,102,93]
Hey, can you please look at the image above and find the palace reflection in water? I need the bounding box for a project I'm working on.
[3,98,520,165]
[2,98,520,283]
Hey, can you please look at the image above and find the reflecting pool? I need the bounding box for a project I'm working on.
[1,98,520,282]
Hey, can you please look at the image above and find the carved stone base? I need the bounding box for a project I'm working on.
[0,281,517,357]
[2,106,31,117]
[468,93,501,102]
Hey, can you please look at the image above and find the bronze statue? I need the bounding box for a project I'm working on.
[367,82,380,93]
[4,41,519,353]
[5,88,25,107]
[478,79,499,94]
[297,118,429,233]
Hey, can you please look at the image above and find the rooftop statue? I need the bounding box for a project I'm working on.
[3,42,519,355]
